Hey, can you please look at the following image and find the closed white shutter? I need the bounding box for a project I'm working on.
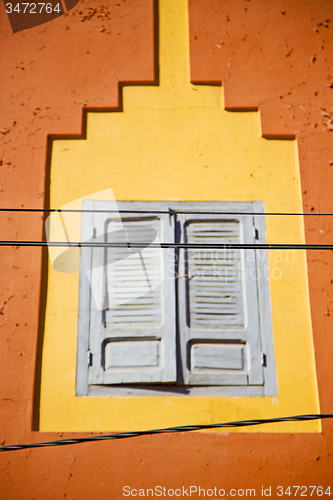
[85,201,176,385]
[178,211,263,386]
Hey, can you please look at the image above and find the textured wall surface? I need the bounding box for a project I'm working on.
[0,0,332,498]
[40,0,319,434]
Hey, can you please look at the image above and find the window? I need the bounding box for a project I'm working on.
[76,201,276,397]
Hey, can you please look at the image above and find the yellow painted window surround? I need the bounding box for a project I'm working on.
[40,0,320,432]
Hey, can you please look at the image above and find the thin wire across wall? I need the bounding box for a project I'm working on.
[0,241,332,250]
[0,207,331,216]
[1,206,331,249]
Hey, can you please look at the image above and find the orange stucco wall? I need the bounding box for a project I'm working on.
[0,0,332,497]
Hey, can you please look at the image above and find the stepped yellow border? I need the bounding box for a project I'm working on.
[40,0,320,432]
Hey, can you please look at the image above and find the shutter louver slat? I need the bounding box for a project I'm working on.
[105,220,162,329]
[187,221,245,330]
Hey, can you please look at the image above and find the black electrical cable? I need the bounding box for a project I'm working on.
[0,413,331,453]
[0,207,331,216]
[0,240,332,250]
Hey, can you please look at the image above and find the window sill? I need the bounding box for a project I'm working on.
[85,384,265,397]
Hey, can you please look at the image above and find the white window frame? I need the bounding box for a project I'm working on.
[76,201,277,397]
